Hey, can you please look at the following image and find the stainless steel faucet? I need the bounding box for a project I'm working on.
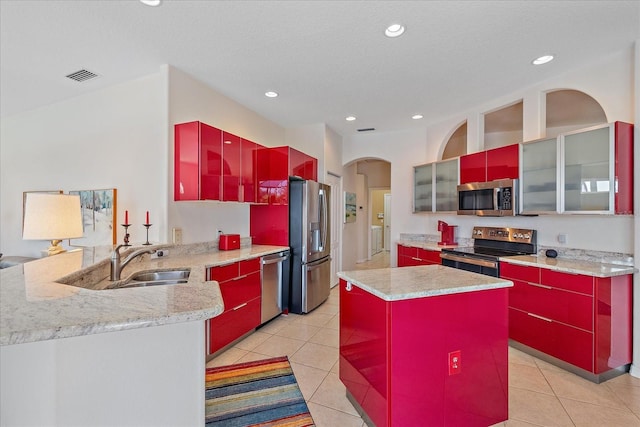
[110,244,157,281]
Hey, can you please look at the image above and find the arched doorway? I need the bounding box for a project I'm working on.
[342,157,391,271]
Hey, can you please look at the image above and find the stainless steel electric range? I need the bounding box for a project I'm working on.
[440,226,537,277]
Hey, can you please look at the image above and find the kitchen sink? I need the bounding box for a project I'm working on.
[107,269,191,289]
[130,270,191,282]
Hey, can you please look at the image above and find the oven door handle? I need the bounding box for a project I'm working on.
[440,253,498,269]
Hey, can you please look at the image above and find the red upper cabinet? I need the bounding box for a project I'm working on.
[257,146,318,205]
[614,121,633,214]
[459,151,486,183]
[289,147,318,181]
[221,132,241,202]
[174,121,222,201]
[487,144,519,181]
[459,143,520,184]
[241,138,263,203]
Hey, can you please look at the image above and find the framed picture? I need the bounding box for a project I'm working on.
[344,192,356,223]
[68,188,117,246]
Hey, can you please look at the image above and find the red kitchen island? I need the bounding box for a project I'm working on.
[338,265,514,427]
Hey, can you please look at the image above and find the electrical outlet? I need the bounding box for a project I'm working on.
[448,350,461,375]
[172,228,183,244]
[151,250,169,259]
[558,233,568,244]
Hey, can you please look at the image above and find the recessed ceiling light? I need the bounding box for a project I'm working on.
[345,116,356,121]
[140,0,161,6]
[265,91,278,98]
[412,114,424,120]
[385,24,405,38]
[532,55,554,65]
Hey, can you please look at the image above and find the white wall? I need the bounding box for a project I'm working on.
[341,163,359,271]
[357,161,391,188]
[324,125,343,178]
[166,66,286,244]
[1,72,166,257]
[356,173,368,263]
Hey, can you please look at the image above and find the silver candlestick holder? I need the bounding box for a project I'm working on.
[143,223,152,245]
[121,224,131,246]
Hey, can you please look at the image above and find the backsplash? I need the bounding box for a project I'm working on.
[399,233,472,247]
[399,233,634,266]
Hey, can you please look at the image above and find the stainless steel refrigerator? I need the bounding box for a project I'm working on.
[289,178,331,314]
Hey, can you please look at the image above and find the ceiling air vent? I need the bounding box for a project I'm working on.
[65,69,98,82]
[357,128,376,132]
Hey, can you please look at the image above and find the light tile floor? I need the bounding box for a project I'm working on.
[207,251,640,427]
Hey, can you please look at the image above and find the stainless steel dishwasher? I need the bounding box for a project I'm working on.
[261,251,290,323]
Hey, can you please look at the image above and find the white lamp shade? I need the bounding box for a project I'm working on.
[23,193,84,240]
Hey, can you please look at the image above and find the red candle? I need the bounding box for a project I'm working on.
[125,210,129,224]
[146,211,150,224]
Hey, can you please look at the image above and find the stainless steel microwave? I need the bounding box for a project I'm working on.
[457,179,519,216]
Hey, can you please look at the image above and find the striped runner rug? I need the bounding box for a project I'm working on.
[205,356,315,426]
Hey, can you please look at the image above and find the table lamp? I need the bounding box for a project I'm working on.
[22,193,83,255]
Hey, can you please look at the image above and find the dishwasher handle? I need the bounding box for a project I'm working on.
[261,252,290,265]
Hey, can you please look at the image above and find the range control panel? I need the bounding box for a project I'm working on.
[471,226,536,244]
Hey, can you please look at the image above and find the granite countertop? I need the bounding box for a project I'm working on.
[337,265,513,302]
[0,243,288,346]
[397,239,460,251]
[500,255,637,278]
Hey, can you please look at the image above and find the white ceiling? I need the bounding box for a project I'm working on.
[1,1,638,137]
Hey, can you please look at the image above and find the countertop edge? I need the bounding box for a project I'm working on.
[337,267,513,302]
[0,306,222,346]
[499,255,637,277]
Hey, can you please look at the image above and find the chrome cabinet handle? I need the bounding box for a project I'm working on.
[528,283,553,290]
[233,302,248,311]
[527,312,552,322]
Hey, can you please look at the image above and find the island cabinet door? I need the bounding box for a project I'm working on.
[339,279,390,427]
[389,288,509,427]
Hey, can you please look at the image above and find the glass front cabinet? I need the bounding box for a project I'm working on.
[520,122,633,215]
[561,122,633,215]
[413,158,459,213]
[520,137,560,214]
[413,163,433,212]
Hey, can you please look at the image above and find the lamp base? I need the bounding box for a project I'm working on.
[47,240,67,256]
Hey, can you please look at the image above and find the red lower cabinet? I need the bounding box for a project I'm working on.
[340,279,508,426]
[206,258,262,355]
[208,297,261,353]
[397,244,441,267]
[502,262,632,379]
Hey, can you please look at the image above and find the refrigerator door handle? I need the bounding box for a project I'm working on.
[318,188,327,252]
[306,256,330,268]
